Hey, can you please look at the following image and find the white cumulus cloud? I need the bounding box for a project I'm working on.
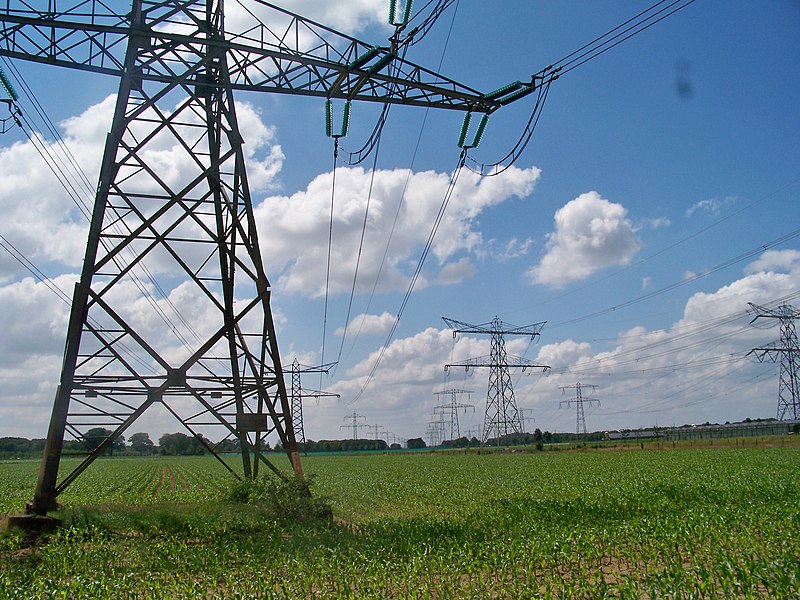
[256,165,540,297]
[527,191,640,288]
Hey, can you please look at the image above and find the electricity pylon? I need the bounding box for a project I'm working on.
[747,303,800,420]
[366,423,385,440]
[426,415,447,447]
[340,412,367,440]
[1,0,534,515]
[519,407,535,431]
[559,382,599,435]
[433,388,474,440]
[444,316,550,445]
[289,359,338,446]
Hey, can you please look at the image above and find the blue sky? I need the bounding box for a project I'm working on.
[0,0,798,445]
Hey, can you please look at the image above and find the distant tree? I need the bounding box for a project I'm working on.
[407,437,426,449]
[390,443,401,450]
[216,438,242,453]
[159,432,206,455]
[84,427,125,455]
[129,432,155,455]
[533,428,543,442]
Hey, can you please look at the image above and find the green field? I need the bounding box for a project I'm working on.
[2,447,799,598]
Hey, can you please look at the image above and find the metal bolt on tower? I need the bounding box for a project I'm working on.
[559,382,599,435]
[443,316,550,445]
[747,303,800,420]
[1,0,533,515]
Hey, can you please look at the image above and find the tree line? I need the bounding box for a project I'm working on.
[0,430,221,458]
[1,432,412,458]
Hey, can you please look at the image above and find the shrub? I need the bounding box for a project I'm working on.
[227,475,331,524]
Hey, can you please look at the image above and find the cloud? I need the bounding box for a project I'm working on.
[685,196,736,218]
[437,258,476,285]
[743,249,800,276]
[256,165,540,297]
[335,311,395,337]
[638,217,671,230]
[526,191,641,288]
[487,237,534,261]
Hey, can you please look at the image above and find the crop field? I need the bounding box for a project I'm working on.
[2,446,799,598]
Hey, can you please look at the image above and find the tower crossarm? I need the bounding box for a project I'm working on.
[442,316,546,340]
[0,0,521,113]
[445,354,550,372]
[747,341,794,364]
[748,302,800,324]
[298,389,339,400]
[291,361,338,375]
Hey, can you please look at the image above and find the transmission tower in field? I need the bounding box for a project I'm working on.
[444,316,550,445]
[747,303,800,420]
[1,0,536,515]
[426,415,447,447]
[340,412,367,440]
[433,388,474,441]
[289,359,338,446]
[559,382,599,435]
[366,423,385,441]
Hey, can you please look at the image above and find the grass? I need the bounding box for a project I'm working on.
[1,445,799,598]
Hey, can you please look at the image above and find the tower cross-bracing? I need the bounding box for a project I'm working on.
[747,303,800,420]
[443,316,550,445]
[1,0,535,515]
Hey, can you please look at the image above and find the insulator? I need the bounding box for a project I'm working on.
[348,46,382,70]
[471,114,489,148]
[0,66,18,102]
[341,101,352,137]
[368,52,396,74]
[497,85,534,106]
[325,99,333,137]
[389,0,413,25]
[402,0,414,25]
[457,112,472,148]
[484,81,522,101]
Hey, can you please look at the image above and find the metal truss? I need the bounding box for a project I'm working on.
[1,0,537,515]
[444,316,550,445]
[748,303,800,420]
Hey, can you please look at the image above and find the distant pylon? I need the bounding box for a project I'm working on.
[366,423,385,440]
[289,359,338,445]
[340,412,366,440]
[559,383,599,435]
[747,303,800,420]
[443,316,550,445]
[433,388,475,440]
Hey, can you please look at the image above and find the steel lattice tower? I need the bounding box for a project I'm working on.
[559,383,599,435]
[1,0,531,515]
[289,359,338,446]
[444,316,550,445]
[747,303,800,420]
[433,388,474,440]
[340,412,366,440]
